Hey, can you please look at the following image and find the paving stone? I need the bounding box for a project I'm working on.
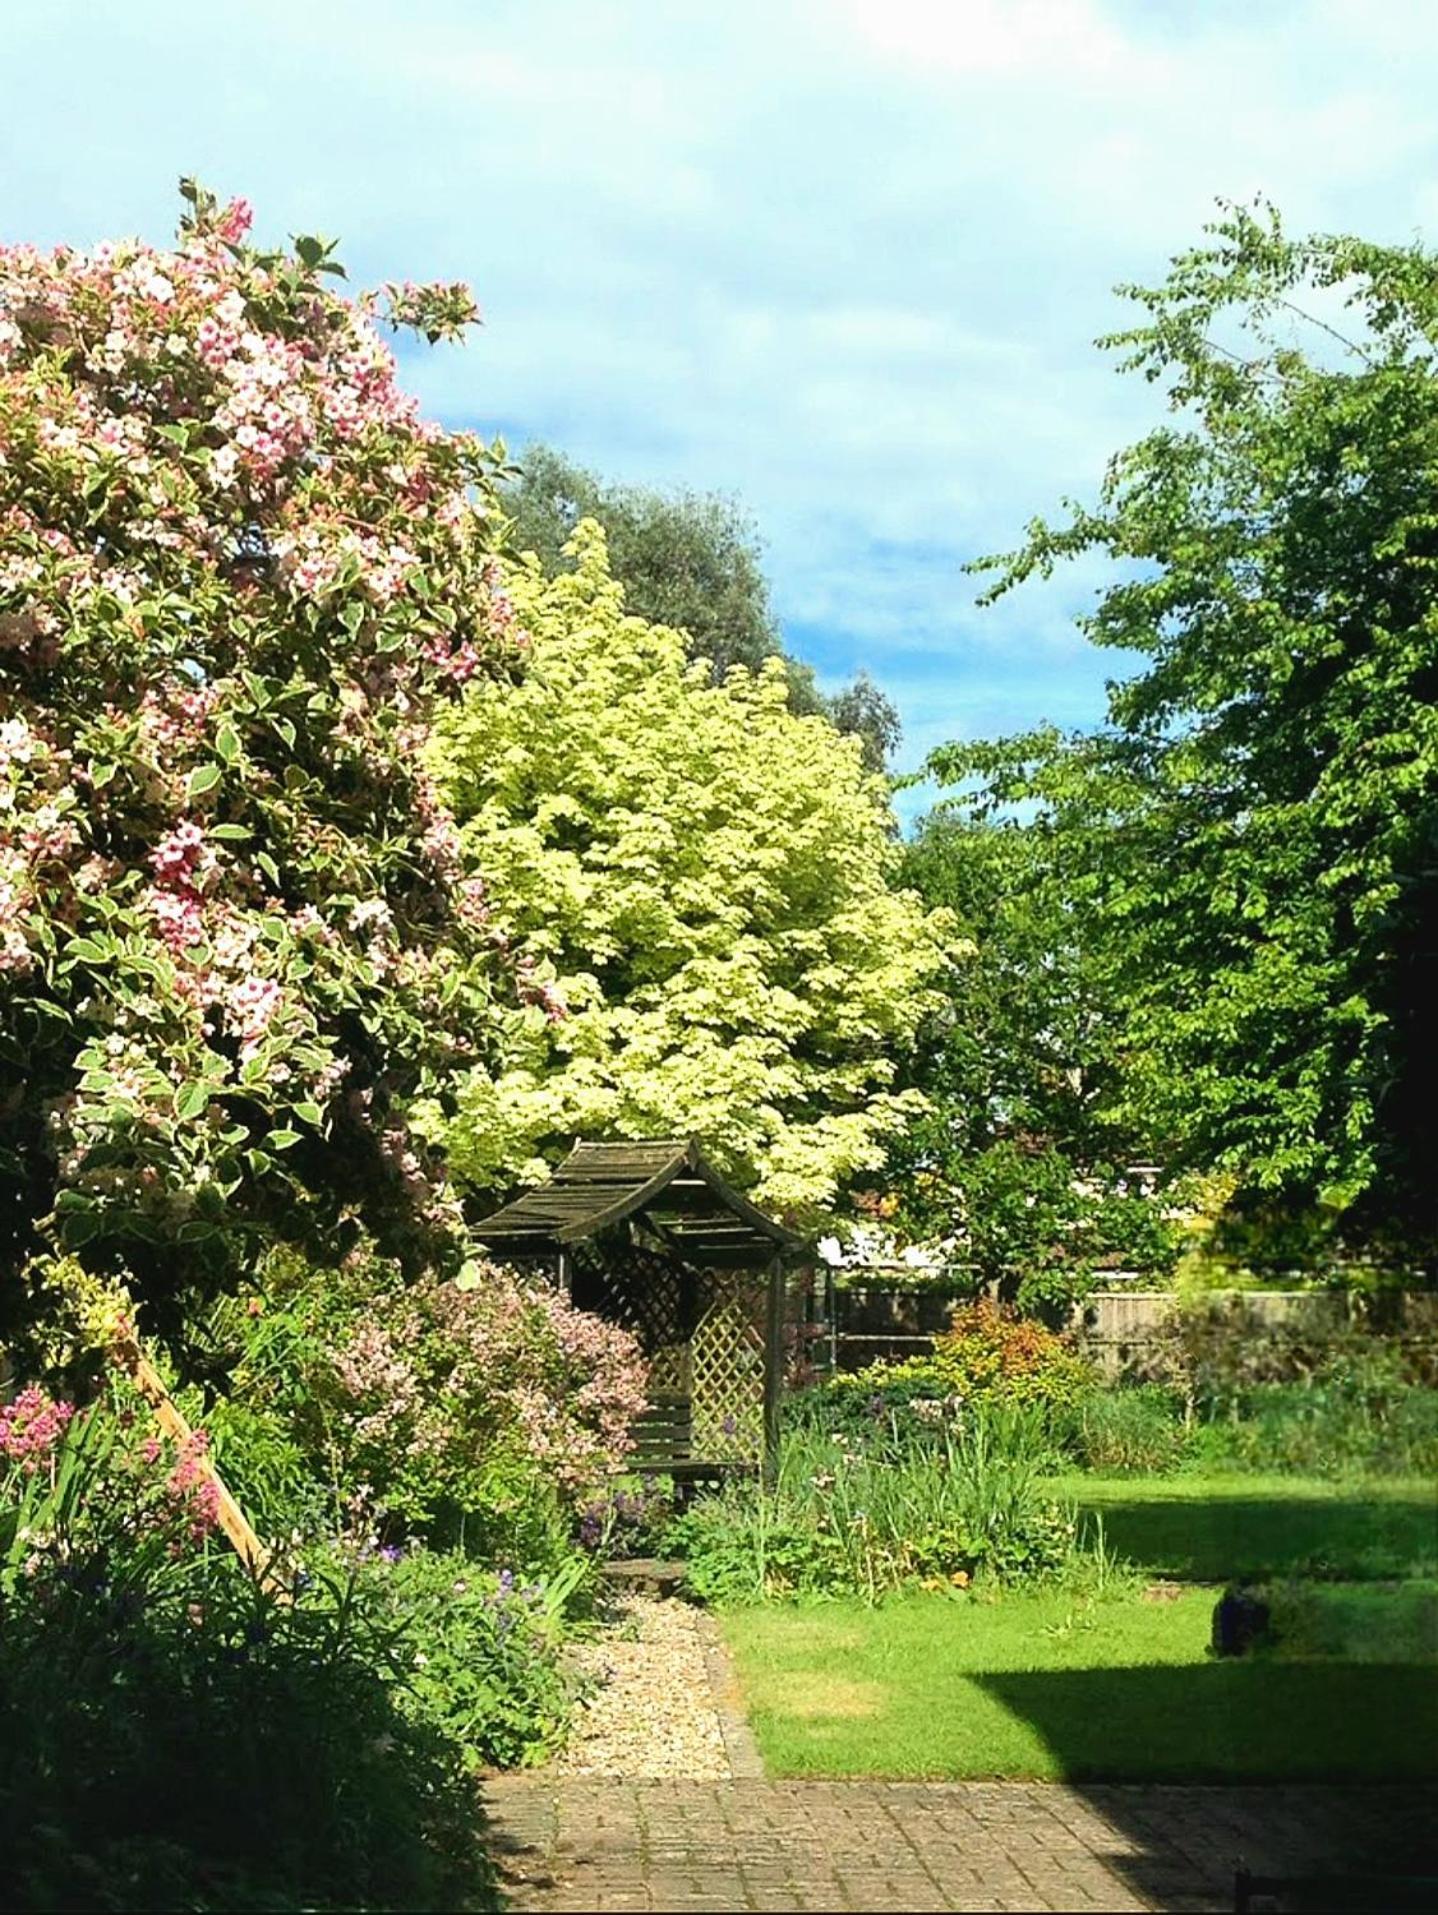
[483,1775,1437,1912]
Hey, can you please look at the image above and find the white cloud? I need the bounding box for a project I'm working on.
[4,0,1438,782]
[831,0,1165,86]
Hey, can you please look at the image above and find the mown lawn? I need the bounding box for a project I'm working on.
[1064,1472,1438,1582]
[722,1474,1438,1782]
[724,1584,1438,1782]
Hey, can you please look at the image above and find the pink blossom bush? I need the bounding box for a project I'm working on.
[325,1258,648,1529]
[232,1244,648,1543]
[0,181,536,1341]
[2,1385,222,1600]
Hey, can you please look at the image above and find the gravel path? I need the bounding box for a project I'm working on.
[556,1593,758,1780]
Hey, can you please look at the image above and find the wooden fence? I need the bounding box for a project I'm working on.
[822,1281,1438,1376]
[822,1284,958,1372]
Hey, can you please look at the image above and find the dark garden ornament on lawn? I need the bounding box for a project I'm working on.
[1211,1584,1273,1658]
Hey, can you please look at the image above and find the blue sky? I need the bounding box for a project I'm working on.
[6,0,1438,803]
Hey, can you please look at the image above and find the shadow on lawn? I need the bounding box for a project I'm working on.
[974,1665,1438,1911]
[972,1662,1438,1785]
[1074,1491,1438,1582]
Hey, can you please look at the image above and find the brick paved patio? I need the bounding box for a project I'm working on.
[483,1775,1437,1912]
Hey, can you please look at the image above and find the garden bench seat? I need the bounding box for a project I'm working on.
[629,1393,758,1502]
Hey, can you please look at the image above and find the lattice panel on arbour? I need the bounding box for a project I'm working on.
[569,1239,693,1394]
[690,1271,766,1463]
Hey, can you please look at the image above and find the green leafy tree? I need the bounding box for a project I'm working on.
[900,800,1111,1171]
[426,523,953,1215]
[504,443,901,770]
[0,183,521,1350]
[826,671,903,775]
[505,443,782,683]
[929,202,1438,1257]
[890,804,1176,1310]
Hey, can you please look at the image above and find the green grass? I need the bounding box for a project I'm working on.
[720,1474,1438,1782]
[1062,1472,1438,1582]
[723,1584,1438,1782]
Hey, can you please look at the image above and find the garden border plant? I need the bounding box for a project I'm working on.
[667,1405,1096,1606]
[1,1380,509,1910]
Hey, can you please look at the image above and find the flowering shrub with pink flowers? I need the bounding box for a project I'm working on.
[0,1382,222,1609]
[211,1241,647,1555]
[0,180,537,1351]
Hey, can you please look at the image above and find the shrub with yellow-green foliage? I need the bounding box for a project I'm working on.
[426,523,956,1216]
[830,1300,1094,1418]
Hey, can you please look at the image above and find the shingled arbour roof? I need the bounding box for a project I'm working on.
[471,1139,806,1265]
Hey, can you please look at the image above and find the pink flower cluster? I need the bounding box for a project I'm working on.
[516,952,569,1024]
[215,196,253,246]
[0,1384,75,1472]
[166,1428,222,1540]
[18,801,80,864]
[150,818,214,887]
[136,682,221,757]
[333,1322,423,1449]
[0,880,31,972]
[536,1285,650,1468]
[326,1260,648,1503]
[227,974,283,1061]
[146,820,215,954]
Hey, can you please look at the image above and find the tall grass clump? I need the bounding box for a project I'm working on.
[668,1405,1085,1605]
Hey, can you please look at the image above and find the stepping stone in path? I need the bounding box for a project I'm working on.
[598,1556,689,1597]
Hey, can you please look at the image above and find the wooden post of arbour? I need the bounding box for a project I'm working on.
[762,1256,785,1484]
[110,1330,284,1596]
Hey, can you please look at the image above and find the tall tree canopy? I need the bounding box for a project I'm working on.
[0,183,518,1347]
[504,444,901,771]
[924,204,1438,1258]
[427,524,952,1216]
[892,779,1179,1309]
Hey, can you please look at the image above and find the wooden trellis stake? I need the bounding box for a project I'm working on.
[110,1330,285,1596]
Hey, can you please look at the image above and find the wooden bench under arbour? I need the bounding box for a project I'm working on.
[629,1390,758,1501]
[472,1138,810,1482]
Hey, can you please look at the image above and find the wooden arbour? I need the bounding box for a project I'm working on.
[472,1139,807,1480]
